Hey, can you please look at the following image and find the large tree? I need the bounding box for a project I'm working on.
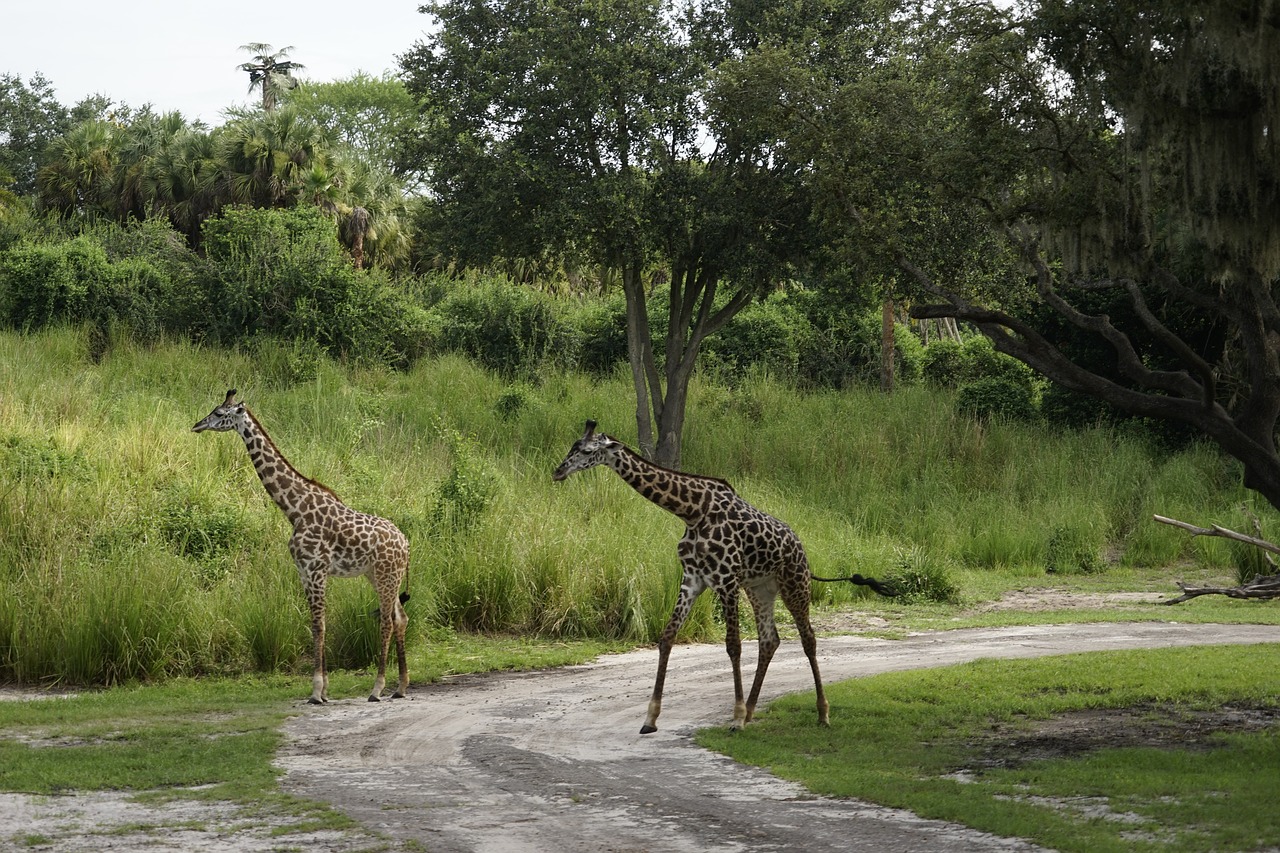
[899,0,1280,511]
[0,73,70,195]
[401,0,815,467]
[731,0,1280,511]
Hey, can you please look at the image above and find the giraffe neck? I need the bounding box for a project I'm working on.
[606,446,730,524]
[237,410,338,527]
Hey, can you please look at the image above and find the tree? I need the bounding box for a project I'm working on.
[238,43,306,112]
[0,73,71,195]
[401,0,815,466]
[896,0,1280,512]
[283,73,420,181]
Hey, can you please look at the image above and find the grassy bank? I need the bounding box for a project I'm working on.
[699,644,1280,853]
[0,326,1274,686]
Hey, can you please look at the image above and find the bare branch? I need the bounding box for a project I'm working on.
[1153,514,1280,604]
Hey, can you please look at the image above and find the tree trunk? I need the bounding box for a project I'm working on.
[621,263,658,459]
[880,298,895,392]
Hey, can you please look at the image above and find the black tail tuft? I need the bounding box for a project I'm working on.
[812,572,899,597]
[399,591,410,605]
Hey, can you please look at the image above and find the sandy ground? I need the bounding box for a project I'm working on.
[5,615,1280,851]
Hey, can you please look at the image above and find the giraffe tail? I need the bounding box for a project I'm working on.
[811,572,899,597]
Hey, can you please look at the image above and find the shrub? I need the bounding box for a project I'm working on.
[700,294,813,383]
[956,376,1038,422]
[1044,524,1104,575]
[429,275,578,376]
[922,339,967,386]
[882,547,960,604]
[570,295,629,375]
[199,206,431,368]
[798,307,924,389]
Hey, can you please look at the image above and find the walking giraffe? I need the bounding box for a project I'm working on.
[553,420,896,733]
[194,390,409,704]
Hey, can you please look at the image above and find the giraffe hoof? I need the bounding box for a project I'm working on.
[368,695,382,703]
[639,725,657,735]
[308,697,324,705]
[392,691,407,699]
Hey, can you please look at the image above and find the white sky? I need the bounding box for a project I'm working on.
[3,0,435,125]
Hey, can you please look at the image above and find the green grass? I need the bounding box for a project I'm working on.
[0,633,618,798]
[0,325,1277,686]
[697,644,1280,853]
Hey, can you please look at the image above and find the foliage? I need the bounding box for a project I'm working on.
[956,377,1038,423]
[0,328,1271,685]
[403,0,819,466]
[1044,524,1104,575]
[284,72,420,180]
[699,645,1280,853]
[0,73,73,194]
[881,547,961,604]
[428,274,578,376]
[197,205,430,366]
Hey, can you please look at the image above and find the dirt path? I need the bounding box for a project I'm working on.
[277,621,1280,852]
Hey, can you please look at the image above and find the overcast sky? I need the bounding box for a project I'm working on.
[5,0,435,125]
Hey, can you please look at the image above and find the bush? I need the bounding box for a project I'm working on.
[199,206,431,367]
[1044,524,1104,575]
[798,306,924,389]
[956,376,1038,422]
[570,295,629,375]
[882,547,960,604]
[700,294,813,383]
[922,339,967,386]
[429,275,578,376]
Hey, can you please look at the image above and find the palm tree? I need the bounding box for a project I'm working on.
[36,120,118,218]
[219,106,329,208]
[238,43,306,111]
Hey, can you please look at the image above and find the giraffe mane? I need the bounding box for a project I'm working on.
[616,442,736,494]
[245,410,342,500]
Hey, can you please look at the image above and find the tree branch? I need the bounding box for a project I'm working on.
[1152,514,1280,603]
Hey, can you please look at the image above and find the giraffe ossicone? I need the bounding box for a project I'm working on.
[553,419,895,734]
[194,389,410,704]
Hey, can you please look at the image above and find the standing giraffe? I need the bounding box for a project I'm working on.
[553,420,895,734]
[193,390,410,704]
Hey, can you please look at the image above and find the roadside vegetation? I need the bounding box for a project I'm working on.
[699,644,1280,853]
[1,325,1276,689]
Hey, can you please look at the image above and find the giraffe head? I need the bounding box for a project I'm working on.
[552,419,620,481]
[193,389,247,433]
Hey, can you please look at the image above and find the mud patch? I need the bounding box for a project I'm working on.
[968,703,1280,770]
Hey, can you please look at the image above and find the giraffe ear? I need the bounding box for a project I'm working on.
[584,419,597,438]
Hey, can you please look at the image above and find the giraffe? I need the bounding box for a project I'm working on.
[553,420,896,734]
[193,390,410,704]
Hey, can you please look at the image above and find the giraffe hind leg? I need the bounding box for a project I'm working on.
[743,584,781,726]
[392,593,409,699]
[784,583,829,726]
[369,588,397,702]
[719,588,748,731]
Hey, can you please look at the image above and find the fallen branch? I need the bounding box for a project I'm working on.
[1153,514,1280,604]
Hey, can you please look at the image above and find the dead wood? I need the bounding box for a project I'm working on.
[1153,514,1280,603]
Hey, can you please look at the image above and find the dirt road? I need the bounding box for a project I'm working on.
[278,621,1280,852]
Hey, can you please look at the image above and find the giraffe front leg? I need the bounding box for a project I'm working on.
[642,573,704,734]
[309,605,328,704]
[302,573,328,704]
[742,583,782,726]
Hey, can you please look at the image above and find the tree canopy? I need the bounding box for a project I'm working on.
[401,0,821,466]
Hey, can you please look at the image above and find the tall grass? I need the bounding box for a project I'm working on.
[0,327,1269,685]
